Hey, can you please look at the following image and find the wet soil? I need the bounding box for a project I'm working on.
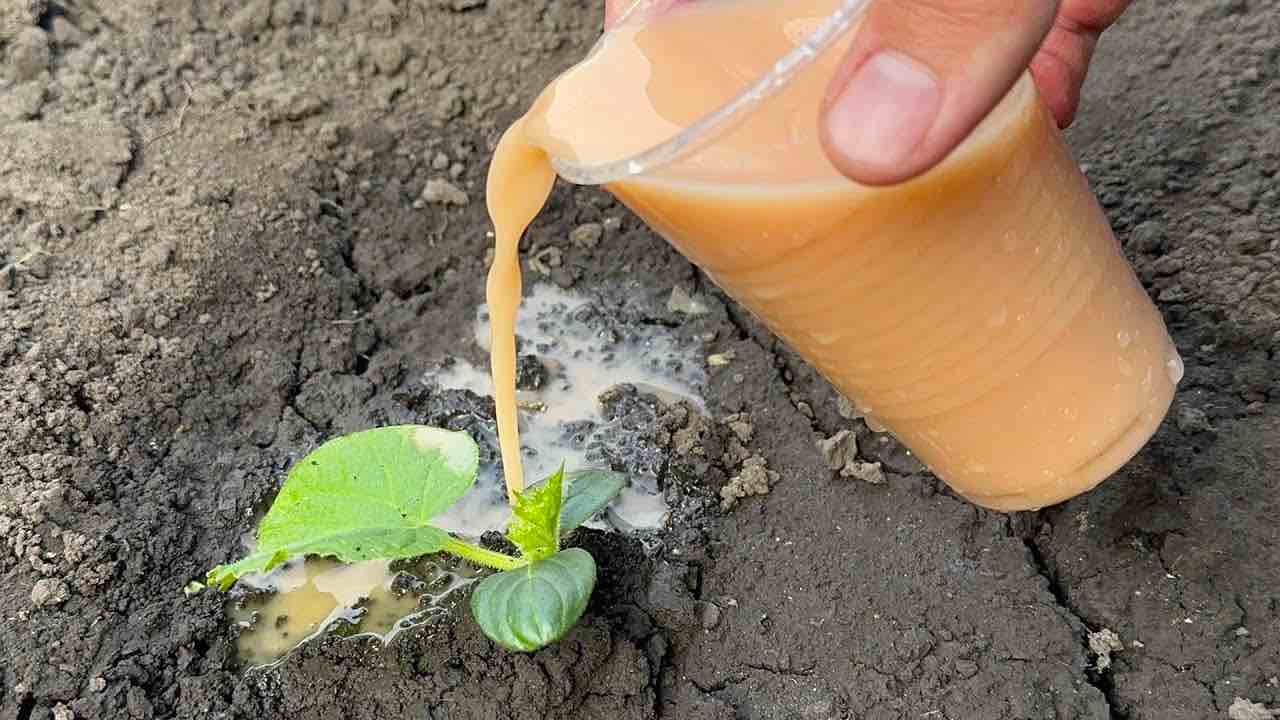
[2,1,1278,718]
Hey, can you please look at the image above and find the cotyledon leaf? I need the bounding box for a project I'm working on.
[205,425,478,590]
[470,548,596,652]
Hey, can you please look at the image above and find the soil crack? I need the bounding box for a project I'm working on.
[744,661,816,678]
[689,674,748,694]
[1022,529,1125,720]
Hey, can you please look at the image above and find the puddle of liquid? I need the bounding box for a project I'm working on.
[430,283,706,537]
[229,555,480,669]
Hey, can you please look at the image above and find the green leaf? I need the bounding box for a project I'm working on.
[205,426,478,590]
[507,465,563,562]
[559,469,626,534]
[470,548,596,652]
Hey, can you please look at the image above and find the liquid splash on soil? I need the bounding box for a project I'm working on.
[228,284,702,667]
[429,283,705,538]
[229,556,480,668]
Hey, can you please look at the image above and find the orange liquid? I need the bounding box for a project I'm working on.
[485,0,1179,510]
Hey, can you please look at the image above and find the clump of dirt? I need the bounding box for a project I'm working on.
[816,429,886,484]
[718,455,776,510]
[1088,627,1124,670]
[1230,697,1278,720]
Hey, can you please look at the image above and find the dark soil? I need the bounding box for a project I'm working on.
[2,1,1277,719]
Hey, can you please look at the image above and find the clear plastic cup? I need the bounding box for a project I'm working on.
[552,0,872,185]
[537,0,1180,511]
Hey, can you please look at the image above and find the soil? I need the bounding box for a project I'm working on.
[1,1,1277,719]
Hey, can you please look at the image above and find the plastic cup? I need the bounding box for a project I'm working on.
[541,0,1181,511]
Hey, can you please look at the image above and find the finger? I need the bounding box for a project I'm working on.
[820,0,1060,186]
[1029,21,1097,127]
[1030,0,1133,126]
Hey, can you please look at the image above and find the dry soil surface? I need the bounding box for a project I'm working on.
[2,1,1278,719]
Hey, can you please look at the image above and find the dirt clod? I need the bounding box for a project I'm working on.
[370,39,407,75]
[698,601,721,630]
[420,178,469,206]
[1088,628,1124,670]
[720,455,777,510]
[816,430,885,483]
[844,461,885,484]
[723,413,753,444]
[7,26,49,81]
[1229,698,1277,720]
[836,394,861,420]
[1175,403,1215,433]
[0,121,133,215]
[570,222,603,249]
[30,578,69,608]
[817,430,857,471]
[667,285,708,316]
[0,0,46,39]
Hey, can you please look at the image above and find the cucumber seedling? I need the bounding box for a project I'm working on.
[194,425,625,652]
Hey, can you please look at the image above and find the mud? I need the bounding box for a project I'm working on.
[1,0,1277,719]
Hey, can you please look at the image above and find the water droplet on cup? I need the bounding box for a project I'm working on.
[1116,330,1132,348]
[1165,350,1184,384]
[987,307,1008,327]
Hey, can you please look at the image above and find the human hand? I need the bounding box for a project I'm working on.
[602,0,1132,186]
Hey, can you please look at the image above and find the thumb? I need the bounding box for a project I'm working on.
[821,0,1059,186]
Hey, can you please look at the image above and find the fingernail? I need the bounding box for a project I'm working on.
[827,51,941,173]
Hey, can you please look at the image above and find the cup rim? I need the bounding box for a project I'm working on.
[550,0,870,186]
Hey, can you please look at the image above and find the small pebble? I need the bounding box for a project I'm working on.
[570,222,603,249]
[699,602,721,630]
[1228,697,1275,720]
[421,178,469,206]
[30,578,70,608]
[667,285,708,316]
[707,351,735,367]
[369,38,406,75]
[9,27,51,82]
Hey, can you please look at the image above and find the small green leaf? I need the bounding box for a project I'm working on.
[183,580,206,596]
[470,548,596,652]
[205,426,478,590]
[559,469,626,534]
[507,465,563,562]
